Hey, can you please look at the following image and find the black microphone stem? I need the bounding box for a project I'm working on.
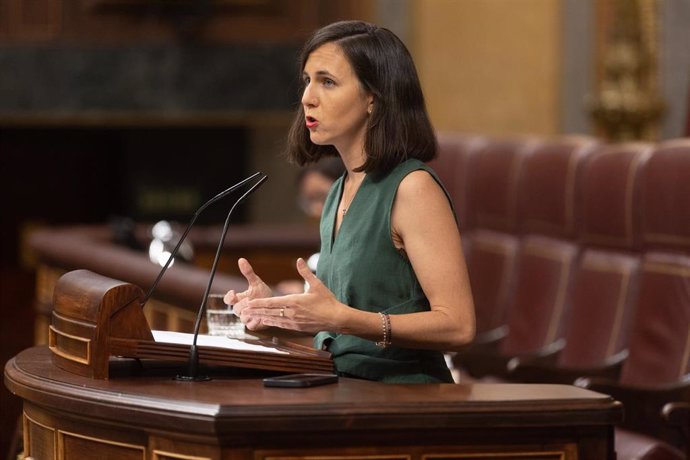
[178,174,268,381]
[140,171,264,308]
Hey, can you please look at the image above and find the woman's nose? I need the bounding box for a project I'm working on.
[302,83,317,107]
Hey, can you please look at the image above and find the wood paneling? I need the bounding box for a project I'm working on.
[6,0,63,40]
[411,0,562,136]
[1,0,374,44]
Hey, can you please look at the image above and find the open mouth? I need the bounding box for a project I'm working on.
[306,116,319,128]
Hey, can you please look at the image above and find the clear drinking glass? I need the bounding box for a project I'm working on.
[206,294,245,339]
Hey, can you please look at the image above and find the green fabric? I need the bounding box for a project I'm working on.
[314,159,454,384]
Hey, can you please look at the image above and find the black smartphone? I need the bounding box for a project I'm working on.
[263,373,339,388]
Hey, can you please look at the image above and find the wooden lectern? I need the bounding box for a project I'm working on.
[48,269,333,380]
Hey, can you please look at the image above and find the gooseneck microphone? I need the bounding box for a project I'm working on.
[140,171,265,309]
[176,173,268,382]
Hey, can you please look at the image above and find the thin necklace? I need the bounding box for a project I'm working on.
[341,175,365,215]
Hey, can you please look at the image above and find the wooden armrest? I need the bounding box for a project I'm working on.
[575,377,690,406]
[663,401,690,427]
[663,401,690,458]
[453,337,563,380]
[472,325,509,347]
[451,326,506,378]
[506,349,626,384]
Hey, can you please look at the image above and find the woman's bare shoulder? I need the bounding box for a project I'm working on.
[396,169,446,204]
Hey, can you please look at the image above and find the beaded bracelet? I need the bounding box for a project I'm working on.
[375,312,392,348]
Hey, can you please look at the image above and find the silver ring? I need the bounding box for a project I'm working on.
[280,307,285,317]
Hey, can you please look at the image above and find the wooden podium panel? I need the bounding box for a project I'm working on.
[5,347,622,460]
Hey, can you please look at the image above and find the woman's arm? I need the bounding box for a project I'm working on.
[385,169,476,349]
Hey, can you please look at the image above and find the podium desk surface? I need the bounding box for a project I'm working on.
[5,346,622,459]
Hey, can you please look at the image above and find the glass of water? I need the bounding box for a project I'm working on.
[206,294,245,339]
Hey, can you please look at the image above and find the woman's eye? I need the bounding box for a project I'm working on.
[323,78,335,87]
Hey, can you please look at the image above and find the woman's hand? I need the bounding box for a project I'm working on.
[224,258,273,331]
[240,258,345,333]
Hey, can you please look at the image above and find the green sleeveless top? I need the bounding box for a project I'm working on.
[314,159,454,383]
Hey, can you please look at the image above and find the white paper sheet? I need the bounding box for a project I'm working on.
[152,330,288,355]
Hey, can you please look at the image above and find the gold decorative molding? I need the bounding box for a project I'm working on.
[424,451,569,459]
[152,450,212,460]
[263,455,411,460]
[7,0,62,40]
[58,429,146,459]
[49,325,92,365]
[589,0,665,141]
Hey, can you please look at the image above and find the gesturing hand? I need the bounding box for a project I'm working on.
[223,258,273,331]
[240,258,345,333]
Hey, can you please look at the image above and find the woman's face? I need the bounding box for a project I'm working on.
[301,42,373,155]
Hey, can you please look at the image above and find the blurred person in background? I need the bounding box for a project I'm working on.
[275,157,345,294]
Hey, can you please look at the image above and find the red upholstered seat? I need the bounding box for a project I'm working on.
[507,142,650,384]
[438,136,535,342]
[454,136,597,378]
[503,142,652,388]
[615,429,684,460]
[458,137,535,344]
[431,132,487,233]
[558,143,651,371]
[499,136,599,358]
[577,139,690,459]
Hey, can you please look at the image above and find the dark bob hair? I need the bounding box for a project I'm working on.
[286,20,437,174]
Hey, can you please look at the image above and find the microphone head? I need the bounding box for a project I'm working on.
[148,220,194,267]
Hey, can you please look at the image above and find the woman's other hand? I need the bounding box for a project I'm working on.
[224,258,273,330]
